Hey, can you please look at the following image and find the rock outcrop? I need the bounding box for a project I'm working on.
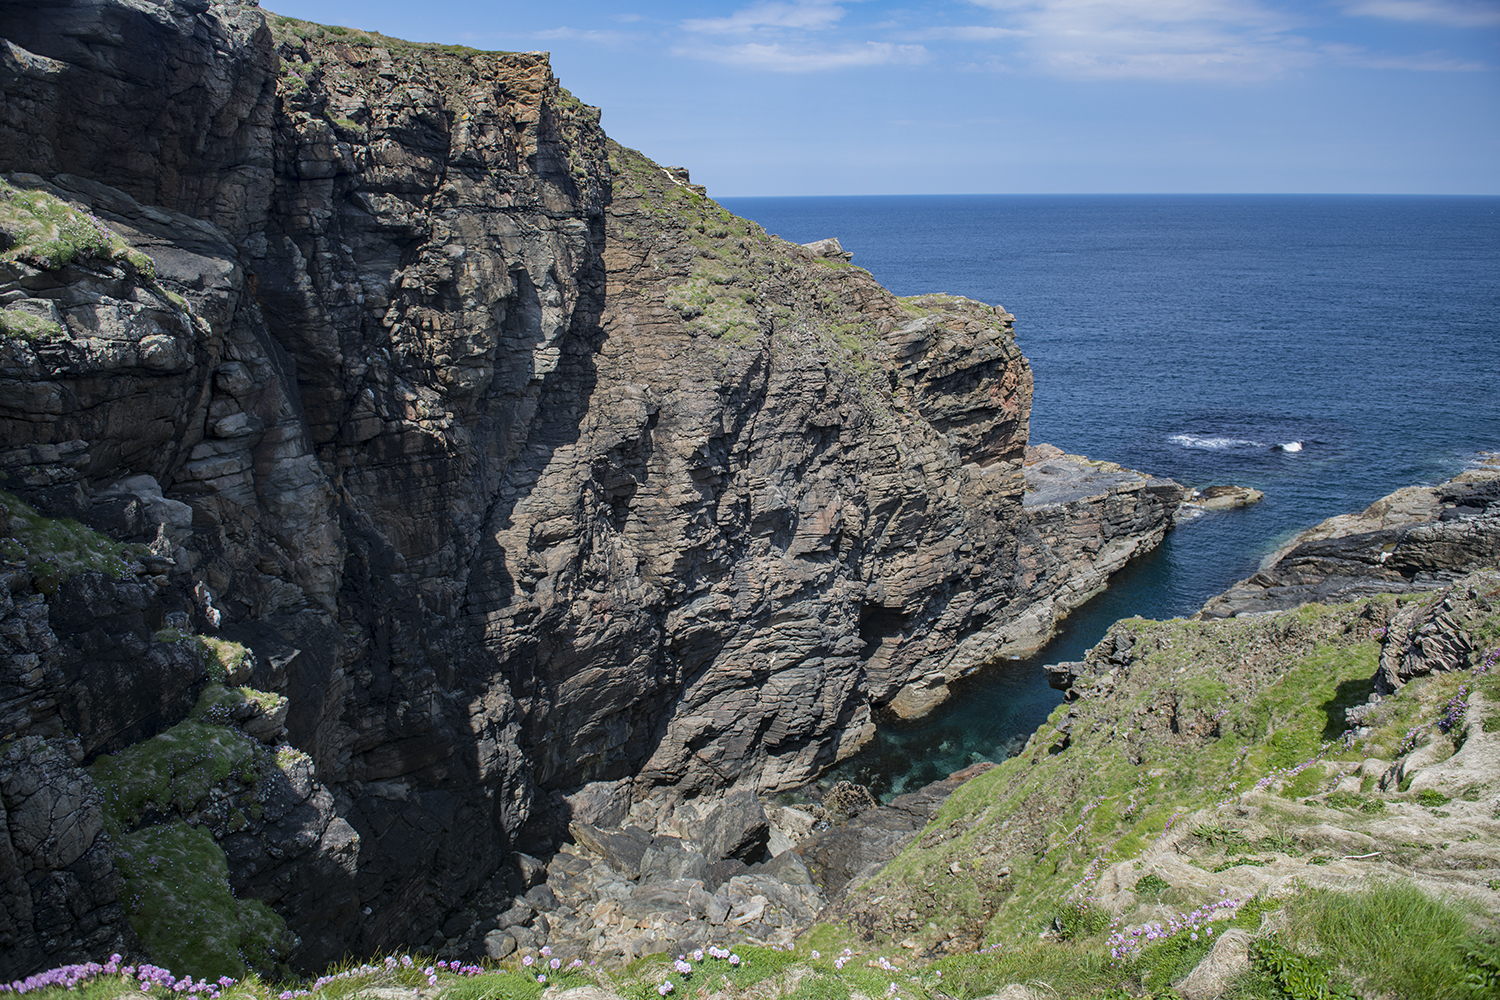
[1200,457,1500,618]
[1183,484,1263,512]
[0,2,1182,975]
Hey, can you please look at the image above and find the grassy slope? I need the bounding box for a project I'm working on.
[811,573,1500,997]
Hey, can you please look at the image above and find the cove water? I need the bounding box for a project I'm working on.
[719,194,1500,800]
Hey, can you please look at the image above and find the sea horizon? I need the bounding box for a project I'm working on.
[720,191,1500,200]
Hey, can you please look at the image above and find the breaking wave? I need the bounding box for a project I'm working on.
[1167,434,1264,451]
[1168,434,1309,454]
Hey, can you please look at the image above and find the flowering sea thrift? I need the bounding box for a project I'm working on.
[1254,740,1340,791]
[1104,896,1244,961]
[6,953,484,999]
[1438,686,1469,733]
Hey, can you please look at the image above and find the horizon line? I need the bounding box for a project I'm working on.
[715,191,1500,199]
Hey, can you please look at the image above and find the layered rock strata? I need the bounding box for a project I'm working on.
[1,1,1182,975]
[1200,457,1500,618]
[886,445,1185,718]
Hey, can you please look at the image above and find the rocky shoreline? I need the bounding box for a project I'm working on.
[1200,454,1500,618]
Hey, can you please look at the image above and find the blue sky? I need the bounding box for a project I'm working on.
[266,0,1499,195]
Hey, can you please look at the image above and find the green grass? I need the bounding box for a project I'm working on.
[0,490,135,593]
[1323,790,1385,814]
[0,177,156,277]
[196,635,253,683]
[929,942,1120,998]
[0,308,63,340]
[1281,880,1495,1000]
[88,716,260,835]
[113,822,288,980]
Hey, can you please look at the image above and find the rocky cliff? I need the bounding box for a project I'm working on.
[0,1,1181,977]
[825,465,1500,988]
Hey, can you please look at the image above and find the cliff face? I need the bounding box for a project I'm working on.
[0,1,1179,976]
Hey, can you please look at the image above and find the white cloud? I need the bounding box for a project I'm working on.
[1342,0,1500,26]
[534,26,636,45]
[682,2,848,34]
[906,24,1030,40]
[961,0,1314,79]
[673,40,929,71]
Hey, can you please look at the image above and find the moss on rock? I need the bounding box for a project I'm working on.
[88,678,296,978]
[194,636,253,684]
[0,489,134,593]
[88,718,259,836]
[113,821,287,980]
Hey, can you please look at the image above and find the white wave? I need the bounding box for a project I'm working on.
[1168,434,1264,451]
[1275,440,1304,453]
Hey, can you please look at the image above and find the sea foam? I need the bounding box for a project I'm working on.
[1167,434,1263,451]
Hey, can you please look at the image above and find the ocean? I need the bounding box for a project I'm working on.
[719,194,1500,799]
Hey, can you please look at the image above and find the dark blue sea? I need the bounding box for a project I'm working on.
[719,194,1500,799]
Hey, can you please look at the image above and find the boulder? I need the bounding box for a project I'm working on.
[800,237,853,262]
[1191,485,1264,511]
[681,788,771,863]
[482,929,516,959]
[824,781,878,822]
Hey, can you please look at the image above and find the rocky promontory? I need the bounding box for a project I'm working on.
[1201,455,1500,618]
[0,1,1186,979]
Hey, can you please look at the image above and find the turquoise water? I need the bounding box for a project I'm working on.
[723,194,1500,799]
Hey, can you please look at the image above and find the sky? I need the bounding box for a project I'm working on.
[264,0,1500,195]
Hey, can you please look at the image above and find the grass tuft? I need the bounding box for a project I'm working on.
[0,177,156,278]
[1284,880,1492,1000]
[0,490,135,591]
